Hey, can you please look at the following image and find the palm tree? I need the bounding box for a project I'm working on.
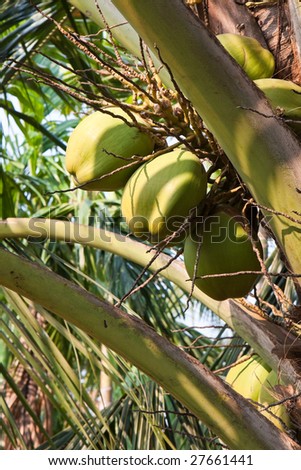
[1,0,301,450]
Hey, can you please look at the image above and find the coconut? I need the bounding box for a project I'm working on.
[65,107,154,191]
[258,369,290,430]
[121,148,207,244]
[217,33,275,80]
[255,78,301,137]
[183,207,262,300]
[226,355,271,402]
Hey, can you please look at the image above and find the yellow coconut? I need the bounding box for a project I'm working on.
[258,369,290,430]
[65,107,154,191]
[226,355,271,402]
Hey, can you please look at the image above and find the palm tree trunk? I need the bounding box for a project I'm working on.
[204,0,268,46]
[288,0,301,79]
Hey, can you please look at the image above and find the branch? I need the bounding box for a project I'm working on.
[1,218,301,390]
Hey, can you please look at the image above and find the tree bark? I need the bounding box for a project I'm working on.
[206,0,268,47]
[251,2,301,83]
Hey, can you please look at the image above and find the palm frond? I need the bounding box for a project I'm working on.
[0,1,69,84]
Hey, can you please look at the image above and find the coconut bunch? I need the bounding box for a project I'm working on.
[65,106,208,245]
[65,33,301,302]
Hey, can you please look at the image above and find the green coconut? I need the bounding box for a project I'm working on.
[226,355,271,402]
[65,107,155,191]
[183,207,262,300]
[255,78,301,137]
[255,78,301,120]
[258,369,290,430]
[217,33,275,80]
[121,148,207,244]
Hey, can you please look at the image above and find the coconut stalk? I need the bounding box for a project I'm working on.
[68,0,172,87]
[0,246,298,450]
[1,218,301,390]
[110,0,301,289]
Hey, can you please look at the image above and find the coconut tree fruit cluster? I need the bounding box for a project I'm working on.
[226,355,290,430]
[65,106,262,301]
[66,108,208,240]
[65,32,301,302]
[220,34,301,136]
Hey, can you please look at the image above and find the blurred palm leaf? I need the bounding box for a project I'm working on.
[0,0,92,84]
